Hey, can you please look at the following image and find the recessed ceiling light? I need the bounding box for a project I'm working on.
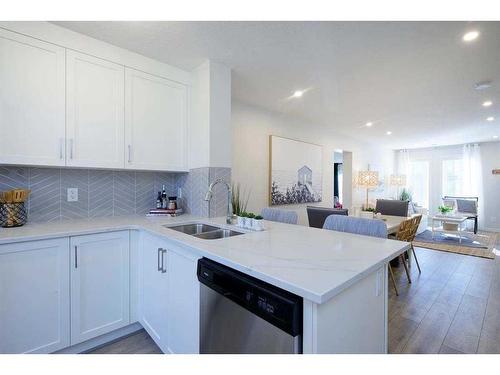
[493,135,498,139]
[487,116,495,122]
[463,30,480,42]
[292,90,303,98]
[482,100,493,107]
[386,131,392,135]
[366,122,373,127]
[475,80,492,90]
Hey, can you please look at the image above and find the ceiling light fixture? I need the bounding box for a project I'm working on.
[463,30,480,42]
[292,90,303,98]
[366,122,373,127]
[475,80,492,90]
[483,100,493,107]
[386,131,392,135]
[493,135,498,139]
[487,116,495,122]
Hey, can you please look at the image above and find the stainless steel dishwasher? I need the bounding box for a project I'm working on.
[197,258,303,354]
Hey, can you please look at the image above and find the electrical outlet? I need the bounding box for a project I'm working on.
[491,216,497,223]
[67,188,78,202]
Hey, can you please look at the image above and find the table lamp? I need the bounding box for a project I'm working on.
[390,174,406,198]
[358,170,379,209]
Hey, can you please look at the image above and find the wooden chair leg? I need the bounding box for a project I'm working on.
[400,254,412,283]
[388,264,399,296]
[411,243,421,274]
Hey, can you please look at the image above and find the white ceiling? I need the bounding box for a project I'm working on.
[53,21,500,150]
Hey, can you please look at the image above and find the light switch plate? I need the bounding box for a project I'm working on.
[67,188,78,202]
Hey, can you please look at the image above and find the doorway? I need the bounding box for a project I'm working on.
[333,150,352,209]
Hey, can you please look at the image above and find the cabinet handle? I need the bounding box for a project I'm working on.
[128,145,132,163]
[157,248,162,271]
[59,139,64,160]
[74,245,78,268]
[69,139,74,159]
[161,249,167,273]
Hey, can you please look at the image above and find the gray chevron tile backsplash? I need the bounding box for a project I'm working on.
[0,165,232,222]
[0,166,181,223]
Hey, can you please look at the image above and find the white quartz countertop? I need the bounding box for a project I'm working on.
[0,215,410,304]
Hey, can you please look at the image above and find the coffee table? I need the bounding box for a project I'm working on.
[431,215,468,243]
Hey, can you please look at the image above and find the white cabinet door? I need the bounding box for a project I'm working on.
[166,248,200,354]
[138,232,200,354]
[138,232,169,353]
[70,231,130,345]
[0,238,70,353]
[0,29,66,166]
[66,51,125,168]
[125,68,188,171]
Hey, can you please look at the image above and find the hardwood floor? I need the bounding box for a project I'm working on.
[88,244,500,355]
[88,330,162,354]
[389,245,500,354]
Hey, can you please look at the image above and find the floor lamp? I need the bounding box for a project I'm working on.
[358,170,379,209]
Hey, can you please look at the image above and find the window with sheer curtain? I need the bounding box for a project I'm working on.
[442,159,464,197]
[408,160,429,208]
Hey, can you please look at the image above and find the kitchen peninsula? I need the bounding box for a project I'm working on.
[0,215,409,354]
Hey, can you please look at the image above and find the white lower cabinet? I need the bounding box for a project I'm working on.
[139,233,169,352]
[70,231,130,345]
[0,229,202,354]
[0,238,70,353]
[139,232,200,353]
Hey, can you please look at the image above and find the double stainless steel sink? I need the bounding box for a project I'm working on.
[165,223,244,240]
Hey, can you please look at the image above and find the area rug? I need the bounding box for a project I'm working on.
[413,230,497,259]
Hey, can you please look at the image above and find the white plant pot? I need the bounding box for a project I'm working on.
[252,219,264,231]
[360,211,374,219]
[245,218,254,229]
[237,216,246,228]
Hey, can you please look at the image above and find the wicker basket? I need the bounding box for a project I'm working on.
[0,202,28,227]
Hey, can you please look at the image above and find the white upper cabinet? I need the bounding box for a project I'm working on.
[125,68,188,171]
[0,29,66,166]
[66,51,125,168]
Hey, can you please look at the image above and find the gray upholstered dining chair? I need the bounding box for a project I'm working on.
[260,207,298,225]
[375,199,409,217]
[322,215,400,295]
[306,206,348,228]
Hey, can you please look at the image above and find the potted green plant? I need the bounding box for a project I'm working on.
[437,205,453,215]
[399,188,412,202]
[237,211,248,228]
[246,212,256,229]
[360,206,375,219]
[231,182,250,217]
[253,215,264,231]
[438,205,457,230]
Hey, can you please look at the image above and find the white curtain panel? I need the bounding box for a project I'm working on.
[462,143,484,228]
[396,149,410,185]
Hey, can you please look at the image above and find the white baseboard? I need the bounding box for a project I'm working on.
[54,323,144,354]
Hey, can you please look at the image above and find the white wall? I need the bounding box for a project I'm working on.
[481,142,500,231]
[231,101,395,225]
